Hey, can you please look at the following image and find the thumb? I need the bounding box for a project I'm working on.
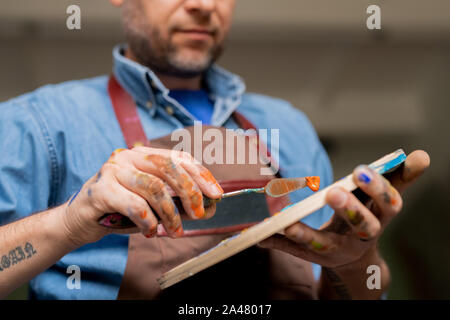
[387,150,430,194]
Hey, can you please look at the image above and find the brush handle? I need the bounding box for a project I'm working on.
[97,196,220,229]
[98,178,313,229]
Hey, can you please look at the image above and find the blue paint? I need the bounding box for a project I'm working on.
[369,149,407,174]
[95,171,102,183]
[358,172,371,184]
[68,189,80,206]
[281,203,295,212]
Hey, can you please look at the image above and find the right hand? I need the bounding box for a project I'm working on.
[61,147,223,246]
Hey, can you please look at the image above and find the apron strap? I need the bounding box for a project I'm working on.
[108,75,150,148]
[233,112,280,177]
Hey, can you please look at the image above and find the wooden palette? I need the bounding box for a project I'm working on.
[158,149,407,289]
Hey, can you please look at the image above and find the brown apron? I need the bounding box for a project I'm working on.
[108,76,317,299]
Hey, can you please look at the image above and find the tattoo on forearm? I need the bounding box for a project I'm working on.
[0,242,37,272]
[323,267,352,300]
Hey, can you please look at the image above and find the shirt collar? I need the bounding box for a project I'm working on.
[112,44,246,125]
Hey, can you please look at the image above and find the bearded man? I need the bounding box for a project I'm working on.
[0,0,429,299]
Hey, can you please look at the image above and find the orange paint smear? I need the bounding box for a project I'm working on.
[358,231,369,239]
[180,174,194,190]
[190,191,204,218]
[110,148,126,158]
[305,176,320,192]
[174,226,184,237]
[192,206,204,218]
[145,154,175,172]
[389,186,398,205]
[140,211,147,219]
[200,169,224,193]
[267,179,304,196]
[161,199,175,216]
[145,228,157,238]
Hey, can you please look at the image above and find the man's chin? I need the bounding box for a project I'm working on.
[167,53,212,77]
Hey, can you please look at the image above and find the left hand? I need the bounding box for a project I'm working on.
[259,150,430,268]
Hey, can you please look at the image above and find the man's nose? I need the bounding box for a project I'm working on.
[184,0,216,15]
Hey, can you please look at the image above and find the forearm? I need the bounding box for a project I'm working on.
[0,203,79,298]
[318,246,390,300]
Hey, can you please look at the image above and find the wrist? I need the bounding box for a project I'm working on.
[329,245,390,291]
[44,203,85,252]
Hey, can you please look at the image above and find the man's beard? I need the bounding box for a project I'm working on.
[122,6,224,78]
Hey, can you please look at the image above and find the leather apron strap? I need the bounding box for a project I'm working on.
[108,76,150,148]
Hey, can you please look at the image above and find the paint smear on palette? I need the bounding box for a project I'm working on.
[305,176,320,192]
[265,176,320,197]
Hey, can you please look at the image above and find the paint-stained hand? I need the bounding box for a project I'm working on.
[62,147,223,246]
[259,150,430,269]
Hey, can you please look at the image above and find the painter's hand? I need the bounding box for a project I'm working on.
[259,150,430,268]
[62,147,223,246]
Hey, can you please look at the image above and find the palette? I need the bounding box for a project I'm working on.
[157,149,407,289]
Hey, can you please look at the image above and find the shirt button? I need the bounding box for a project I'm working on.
[146,101,153,109]
[165,105,174,116]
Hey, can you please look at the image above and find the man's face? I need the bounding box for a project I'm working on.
[120,0,235,77]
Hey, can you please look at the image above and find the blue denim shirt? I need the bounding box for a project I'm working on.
[0,44,333,299]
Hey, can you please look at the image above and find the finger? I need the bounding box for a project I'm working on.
[133,147,223,199]
[353,165,403,226]
[385,150,430,194]
[283,222,338,254]
[122,151,206,220]
[180,162,223,199]
[203,202,217,219]
[146,154,205,219]
[326,187,381,241]
[89,168,158,237]
[114,167,183,238]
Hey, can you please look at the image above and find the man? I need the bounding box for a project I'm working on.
[0,0,429,299]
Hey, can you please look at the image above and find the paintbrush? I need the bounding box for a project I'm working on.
[98,176,320,228]
[203,176,320,207]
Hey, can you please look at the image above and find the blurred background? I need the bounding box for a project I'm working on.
[1,0,449,299]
